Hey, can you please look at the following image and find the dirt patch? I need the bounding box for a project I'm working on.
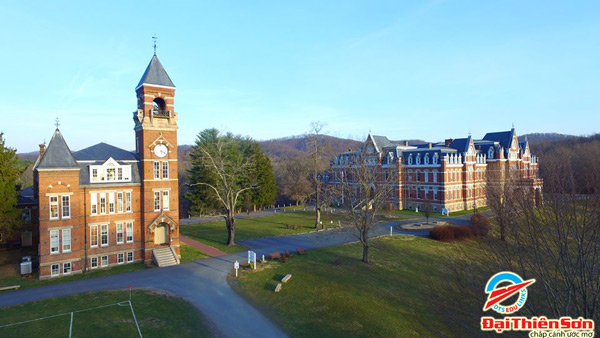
[398,221,452,231]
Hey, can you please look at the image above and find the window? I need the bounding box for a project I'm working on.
[107,167,115,181]
[90,163,132,183]
[90,225,98,247]
[408,170,412,182]
[126,222,134,243]
[101,224,108,246]
[109,193,115,213]
[51,264,59,276]
[91,193,97,215]
[92,168,98,182]
[488,148,494,159]
[162,161,169,179]
[63,262,71,275]
[416,170,420,182]
[62,229,71,252]
[91,257,98,269]
[117,253,124,264]
[163,191,170,211]
[434,190,438,200]
[408,155,413,165]
[22,208,31,223]
[433,170,438,183]
[154,161,160,179]
[116,223,124,244]
[127,252,134,263]
[433,154,439,165]
[117,168,123,180]
[50,230,59,254]
[101,255,108,267]
[416,155,421,165]
[424,170,429,183]
[424,155,429,165]
[62,196,70,218]
[100,194,106,214]
[50,196,59,220]
[117,192,123,213]
[125,192,132,212]
[154,192,161,211]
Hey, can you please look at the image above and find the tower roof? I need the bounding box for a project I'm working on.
[137,55,175,88]
[37,129,79,169]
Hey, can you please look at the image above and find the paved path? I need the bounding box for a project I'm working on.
[0,216,434,337]
[180,234,226,256]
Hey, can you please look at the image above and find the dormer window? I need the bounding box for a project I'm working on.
[488,148,494,159]
[424,154,429,165]
[90,158,132,183]
[408,155,413,165]
[416,154,421,165]
[152,98,168,117]
[433,153,439,165]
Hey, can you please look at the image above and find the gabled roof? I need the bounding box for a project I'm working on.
[483,128,515,149]
[137,55,175,88]
[448,136,471,153]
[74,143,139,161]
[37,129,79,169]
[17,185,36,205]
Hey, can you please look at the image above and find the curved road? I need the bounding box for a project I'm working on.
[0,216,456,337]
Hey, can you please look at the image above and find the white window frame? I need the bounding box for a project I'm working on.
[116,223,124,245]
[90,225,98,248]
[91,257,98,269]
[100,193,106,214]
[51,264,60,276]
[117,192,123,213]
[101,255,108,267]
[91,193,97,215]
[50,230,59,254]
[126,222,134,243]
[62,229,71,253]
[154,161,160,179]
[109,193,115,214]
[125,192,132,212]
[154,191,161,211]
[62,195,70,219]
[162,161,169,179]
[100,224,108,247]
[50,196,59,220]
[127,251,134,263]
[63,262,72,275]
[163,190,170,211]
[117,253,124,265]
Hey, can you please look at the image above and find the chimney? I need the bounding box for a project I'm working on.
[39,143,46,159]
[428,143,432,149]
[445,138,454,147]
[405,141,408,146]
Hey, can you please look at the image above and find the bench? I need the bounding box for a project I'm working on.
[268,252,282,260]
[281,274,292,283]
[297,247,306,255]
[275,283,282,293]
[0,285,20,292]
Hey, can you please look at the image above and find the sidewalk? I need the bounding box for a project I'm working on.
[180,235,227,256]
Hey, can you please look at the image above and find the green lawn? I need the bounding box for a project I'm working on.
[0,290,216,337]
[179,242,210,263]
[230,235,487,337]
[181,211,350,253]
[0,263,147,291]
[396,206,489,218]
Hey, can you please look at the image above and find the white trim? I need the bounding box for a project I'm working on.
[135,83,176,91]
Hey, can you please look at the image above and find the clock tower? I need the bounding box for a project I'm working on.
[134,54,180,263]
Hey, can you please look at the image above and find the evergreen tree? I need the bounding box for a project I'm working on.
[0,133,22,237]
[243,143,276,211]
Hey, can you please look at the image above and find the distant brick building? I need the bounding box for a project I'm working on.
[19,54,181,279]
[327,129,543,213]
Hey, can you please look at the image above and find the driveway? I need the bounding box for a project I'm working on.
[0,217,428,338]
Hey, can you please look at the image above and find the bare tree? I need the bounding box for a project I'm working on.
[279,157,313,205]
[307,121,331,228]
[188,129,258,246]
[485,167,517,241]
[339,158,396,263]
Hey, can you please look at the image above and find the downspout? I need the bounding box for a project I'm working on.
[83,186,88,272]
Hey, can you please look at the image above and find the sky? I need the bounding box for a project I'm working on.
[1,0,599,152]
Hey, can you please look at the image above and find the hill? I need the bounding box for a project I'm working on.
[520,132,576,145]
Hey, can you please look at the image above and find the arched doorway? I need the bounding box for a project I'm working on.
[154,223,168,245]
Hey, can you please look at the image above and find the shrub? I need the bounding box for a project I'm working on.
[470,213,490,237]
[430,226,454,242]
[281,254,287,263]
[453,226,474,241]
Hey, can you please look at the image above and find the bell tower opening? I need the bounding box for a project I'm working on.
[152,98,168,117]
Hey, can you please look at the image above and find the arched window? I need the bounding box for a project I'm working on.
[152,98,167,117]
[408,170,413,182]
[433,170,438,182]
[416,154,421,165]
[488,147,494,159]
[416,170,421,182]
[408,155,413,165]
[424,154,429,165]
[424,170,429,182]
[433,153,438,164]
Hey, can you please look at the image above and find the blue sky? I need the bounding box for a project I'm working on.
[2,1,599,152]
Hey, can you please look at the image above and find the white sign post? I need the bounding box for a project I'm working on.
[390,226,393,236]
[247,250,252,264]
[234,260,239,277]
[252,252,257,270]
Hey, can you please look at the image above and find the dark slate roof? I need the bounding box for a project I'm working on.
[371,135,392,151]
[74,143,139,161]
[37,129,80,169]
[17,186,36,205]
[137,55,175,88]
[483,128,515,149]
[448,136,471,153]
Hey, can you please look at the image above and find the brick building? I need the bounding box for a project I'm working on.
[327,128,543,213]
[19,54,181,279]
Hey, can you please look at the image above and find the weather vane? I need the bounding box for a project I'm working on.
[55,117,60,129]
[152,34,158,55]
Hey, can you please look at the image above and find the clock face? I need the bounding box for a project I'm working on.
[154,144,168,158]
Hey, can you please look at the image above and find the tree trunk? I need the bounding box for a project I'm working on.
[315,206,321,229]
[226,210,236,246]
[361,229,370,263]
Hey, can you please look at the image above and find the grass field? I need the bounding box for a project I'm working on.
[181,211,351,253]
[0,289,216,338]
[179,242,210,263]
[230,235,487,337]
